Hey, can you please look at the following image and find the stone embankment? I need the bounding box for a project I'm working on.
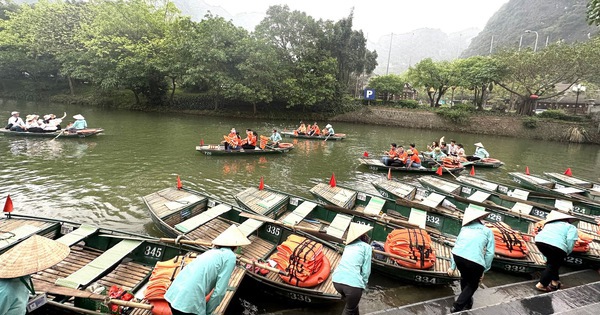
[332,107,600,144]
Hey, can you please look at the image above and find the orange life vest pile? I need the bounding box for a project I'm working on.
[484,221,529,258]
[384,228,436,269]
[533,220,592,253]
[259,135,269,149]
[270,235,330,288]
[441,157,461,169]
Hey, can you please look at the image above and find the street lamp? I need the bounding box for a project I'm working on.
[572,84,586,110]
[524,30,539,52]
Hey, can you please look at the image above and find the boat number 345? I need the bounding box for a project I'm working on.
[144,246,163,258]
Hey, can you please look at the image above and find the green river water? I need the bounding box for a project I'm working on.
[1,99,600,314]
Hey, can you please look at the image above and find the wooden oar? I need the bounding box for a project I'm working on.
[50,129,65,141]
[35,282,153,310]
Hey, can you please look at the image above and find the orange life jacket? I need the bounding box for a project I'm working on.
[533,220,592,253]
[396,151,407,162]
[409,154,421,164]
[384,228,436,269]
[484,221,528,258]
[388,148,397,158]
[270,235,329,287]
[313,126,320,135]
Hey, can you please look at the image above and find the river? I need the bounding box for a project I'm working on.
[1,99,599,314]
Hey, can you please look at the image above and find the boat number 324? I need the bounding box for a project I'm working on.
[266,225,281,236]
[144,246,163,258]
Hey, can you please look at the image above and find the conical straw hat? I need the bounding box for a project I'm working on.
[345,222,373,244]
[462,206,490,226]
[0,235,70,278]
[212,225,251,247]
[545,210,576,224]
[474,142,484,147]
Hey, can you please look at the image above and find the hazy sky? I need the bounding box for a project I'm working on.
[205,0,510,39]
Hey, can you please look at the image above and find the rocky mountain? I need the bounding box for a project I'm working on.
[461,0,599,57]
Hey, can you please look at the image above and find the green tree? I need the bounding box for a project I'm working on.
[588,0,600,25]
[455,56,504,110]
[408,58,459,107]
[367,74,405,102]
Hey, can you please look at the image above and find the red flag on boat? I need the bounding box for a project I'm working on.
[387,168,392,180]
[470,165,475,176]
[200,139,204,146]
[177,176,182,190]
[3,195,13,213]
[363,151,369,157]
[259,177,265,190]
[329,173,337,188]
[564,168,572,177]
[525,166,530,175]
[436,167,443,176]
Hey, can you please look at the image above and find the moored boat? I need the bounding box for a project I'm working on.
[195,143,293,155]
[0,128,104,138]
[280,131,346,141]
[235,185,460,285]
[509,172,600,203]
[0,213,234,315]
[143,187,342,304]
[544,172,600,202]
[464,157,505,168]
[359,158,464,174]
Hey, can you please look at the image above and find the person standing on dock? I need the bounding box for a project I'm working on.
[332,223,373,315]
[165,225,251,315]
[534,211,578,292]
[448,206,495,313]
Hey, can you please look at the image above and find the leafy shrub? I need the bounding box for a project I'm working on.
[451,103,476,112]
[396,99,419,108]
[538,109,583,122]
[522,116,538,129]
[436,108,470,124]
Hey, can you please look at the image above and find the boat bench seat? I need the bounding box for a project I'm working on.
[421,193,446,208]
[56,224,98,246]
[553,187,585,194]
[326,214,353,239]
[257,194,286,210]
[510,202,533,215]
[55,240,143,289]
[554,199,574,211]
[237,219,264,237]
[0,225,41,252]
[363,197,385,216]
[508,189,530,200]
[437,182,460,194]
[468,191,491,203]
[281,201,317,225]
[175,204,231,233]
[332,189,356,209]
[164,195,205,211]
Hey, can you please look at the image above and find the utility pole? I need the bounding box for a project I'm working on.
[386,33,393,75]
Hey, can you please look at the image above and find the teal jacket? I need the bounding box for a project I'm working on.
[165,248,236,315]
[0,276,30,315]
[71,119,87,129]
[451,221,495,272]
[535,221,579,254]
[474,147,489,158]
[332,240,372,289]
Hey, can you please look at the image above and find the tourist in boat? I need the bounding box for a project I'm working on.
[440,141,448,155]
[456,143,466,158]
[67,114,87,132]
[332,223,373,315]
[229,132,242,150]
[223,127,237,150]
[468,142,489,161]
[0,235,70,315]
[391,145,407,167]
[430,147,447,161]
[296,121,307,135]
[25,115,44,133]
[322,124,334,136]
[409,143,419,157]
[534,211,578,292]
[448,207,494,313]
[447,139,458,156]
[308,122,320,136]
[241,129,257,150]
[426,141,439,154]
[405,150,422,168]
[6,111,26,131]
[165,225,250,315]
[269,128,282,147]
[42,113,65,131]
[381,143,398,166]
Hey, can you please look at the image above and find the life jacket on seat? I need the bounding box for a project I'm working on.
[259,135,269,149]
[270,235,330,288]
[533,220,592,253]
[441,157,461,169]
[384,228,436,269]
[484,221,528,258]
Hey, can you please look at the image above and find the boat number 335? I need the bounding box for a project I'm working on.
[266,225,281,236]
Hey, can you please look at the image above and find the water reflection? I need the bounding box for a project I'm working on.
[5,138,96,160]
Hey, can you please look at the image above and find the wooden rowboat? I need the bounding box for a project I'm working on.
[359,158,464,175]
[465,157,505,168]
[195,143,293,155]
[280,131,346,141]
[143,187,342,304]
[509,172,600,203]
[0,214,234,315]
[544,172,600,202]
[0,128,103,138]
[235,185,461,285]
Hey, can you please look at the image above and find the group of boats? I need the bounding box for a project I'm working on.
[3,168,600,314]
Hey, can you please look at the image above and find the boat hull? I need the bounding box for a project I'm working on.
[360,158,464,174]
[0,128,103,138]
[281,131,345,141]
[195,143,293,155]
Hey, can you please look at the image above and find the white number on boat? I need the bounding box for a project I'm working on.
[205,152,212,155]
[266,225,281,236]
[498,186,508,194]
[378,190,389,198]
[573,206,585,214]
[357,193,366,201]
[208,200,216,207]
[487,213,503,222]
[461,187,472,194]
[369,166,378,171]
[504,264,526,272]
[531,209,547,218]
[426,215,441,226]
[513,178,521,184]
[564,256,583,265]
[414,275,437,284]
[144,246,163,258]
[290,198,299,206]
[288,292,312,303]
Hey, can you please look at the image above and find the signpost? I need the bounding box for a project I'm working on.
[364,89,375,105]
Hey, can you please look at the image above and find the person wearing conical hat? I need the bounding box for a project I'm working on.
[331,222,373,315]
[165,225,250,315]
[67,114,87,132]
[448,206,495,313]
[468,142,489,161]
[322,124,334,137]
[0,235,70,315]
[534,210,579,292]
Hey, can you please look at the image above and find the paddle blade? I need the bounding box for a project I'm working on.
[363,151,369,157]
[564,168,572,176]
[177,175,182,190]
[525,166,530,175]
[387,168,392,180]
[3,195,13,213]
[259,177,265,190]
[470,165,475,176]
[329,173,337,187]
